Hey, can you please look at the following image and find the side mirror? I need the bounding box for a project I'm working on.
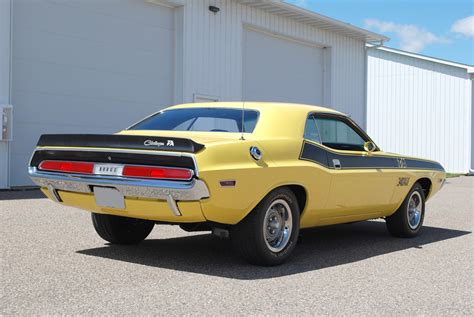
[364,141,376,153]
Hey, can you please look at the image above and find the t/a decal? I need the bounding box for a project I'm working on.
[397,158,407,168]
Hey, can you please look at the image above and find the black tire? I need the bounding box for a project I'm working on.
[386,183,425,238]
[91,213,154,244]
[231,187,300,266]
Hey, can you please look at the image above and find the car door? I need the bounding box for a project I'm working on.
[304,113,398,218]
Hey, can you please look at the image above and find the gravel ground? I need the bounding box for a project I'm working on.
[1,177,473,315]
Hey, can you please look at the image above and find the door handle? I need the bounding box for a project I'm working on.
[332,159,342,169]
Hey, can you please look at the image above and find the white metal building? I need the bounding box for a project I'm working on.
[0,0,387,188]
[367,46,474,174]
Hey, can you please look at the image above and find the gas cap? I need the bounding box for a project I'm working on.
[249,146,262,161]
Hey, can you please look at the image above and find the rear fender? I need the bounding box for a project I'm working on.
[196,138,310,225]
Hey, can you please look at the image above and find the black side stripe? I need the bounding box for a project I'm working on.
[404,159,444,171]
[300,141,444,171]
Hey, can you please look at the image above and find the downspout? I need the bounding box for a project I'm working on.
[8,0,12,187]
[363,40,385,132]
[469,72,474,175]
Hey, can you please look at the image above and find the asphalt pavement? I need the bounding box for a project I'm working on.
[1,177,473,315]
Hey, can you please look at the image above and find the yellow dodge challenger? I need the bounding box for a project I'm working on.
[29,102,445,265]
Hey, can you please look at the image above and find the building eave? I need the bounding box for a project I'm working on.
[370,45,474,73]
[233,0,389,43]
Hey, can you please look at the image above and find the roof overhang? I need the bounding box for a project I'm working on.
[369,45,474,74]
[233,0,389,43]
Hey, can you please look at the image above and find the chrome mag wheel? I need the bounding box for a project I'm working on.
[407,191,423,230]
[263,199,293,252]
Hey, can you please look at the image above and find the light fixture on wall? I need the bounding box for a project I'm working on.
[209,6,220,14]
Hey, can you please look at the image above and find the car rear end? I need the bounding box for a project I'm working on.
[29,134,209,223]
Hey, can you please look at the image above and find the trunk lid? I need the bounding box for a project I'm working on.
[117,130,245,147]
[36,133,205,153]
[30,133,205,175]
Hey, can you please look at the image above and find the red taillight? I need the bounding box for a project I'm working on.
[39,160,94,174]
[38,160,193,180]
[122,165,193,180]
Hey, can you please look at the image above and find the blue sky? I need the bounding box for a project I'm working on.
[286,0,474,65]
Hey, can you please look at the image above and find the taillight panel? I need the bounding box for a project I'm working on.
[39,161,94,174]
[122,165,193,180]
[38,160,193,181]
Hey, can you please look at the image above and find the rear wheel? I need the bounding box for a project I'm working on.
[91,213,154,244]
[386,183,425,238]
[231,188,300,266]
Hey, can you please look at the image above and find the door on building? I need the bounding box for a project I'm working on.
[11,0,176,186]
[243,28,326,105]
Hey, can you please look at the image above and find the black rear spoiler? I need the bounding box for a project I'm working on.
[36,134,205,153]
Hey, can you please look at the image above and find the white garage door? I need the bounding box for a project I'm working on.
[243,28,324,105]
[11,0,175,186]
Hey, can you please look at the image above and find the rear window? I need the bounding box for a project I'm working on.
[130,108,259,133]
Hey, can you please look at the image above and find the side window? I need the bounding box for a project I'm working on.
[315,116,366,151]
[304,114,321,143]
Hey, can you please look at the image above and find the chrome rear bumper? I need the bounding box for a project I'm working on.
[28,167,210,216]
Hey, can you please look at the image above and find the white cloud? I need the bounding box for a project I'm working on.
[364,19,449,53]
[291,0,309,7]
[451,16,474,37]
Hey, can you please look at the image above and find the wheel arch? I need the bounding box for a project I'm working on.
[260,183,308,215]
[285,184,308,214]
[226,183,309,226]
[416,177,432,200]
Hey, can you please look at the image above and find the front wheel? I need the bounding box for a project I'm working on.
[91,213,155,244]
[231,188,300,266]
[386,183,425,238]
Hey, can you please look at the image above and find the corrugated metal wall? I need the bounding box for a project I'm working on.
[9,0,176,186]
[0,0,11,188]
[180,0,367,126]
[367,48,472,173]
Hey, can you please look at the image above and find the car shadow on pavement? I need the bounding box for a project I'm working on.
[77,221,470,280]
[0,189,45,200]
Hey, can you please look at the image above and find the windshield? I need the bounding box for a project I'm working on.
[129,108,259,133]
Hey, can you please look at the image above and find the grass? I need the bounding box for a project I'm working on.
[446,173,464,178]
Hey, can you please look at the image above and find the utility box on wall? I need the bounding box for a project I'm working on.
[1,105,12,141]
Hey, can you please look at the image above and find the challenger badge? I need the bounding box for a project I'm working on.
[144,139,175,147]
